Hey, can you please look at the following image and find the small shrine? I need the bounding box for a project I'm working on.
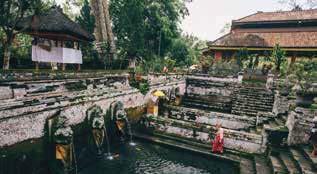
[16,6,94,71]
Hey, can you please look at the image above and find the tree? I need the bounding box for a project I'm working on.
[236,48,249,70]
[0,0,47,70]
[220,22,231,34]
[109,0,190,67]
[278,0,317,10]
[90,0,117,69]
[76,0,103,69]
[271,44,286,72]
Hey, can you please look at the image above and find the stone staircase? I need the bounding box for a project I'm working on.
[268,146,317,174]
[182,94,232,113]
[232,87,274,117]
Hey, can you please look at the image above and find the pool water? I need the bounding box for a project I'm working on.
[79,141,238,174]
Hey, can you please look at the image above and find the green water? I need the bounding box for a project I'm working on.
[79,141,238,174]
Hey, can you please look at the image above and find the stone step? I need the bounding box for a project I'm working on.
[269,154,289,174]
[235,94,274,99]
[182,98,231,108]
[232,109,260,115]
[301,146,317,167]
[279,150,301,174]
[254,155,273,174]
[232,106,272,113]
[232,97,274,104]
[232,102,273,109]
[182,102,231,113]
[289,148,317,174]
[233,102,273,108]
[232,110,258,117]
[232,100,273,107]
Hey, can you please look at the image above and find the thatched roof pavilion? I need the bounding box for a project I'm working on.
[14,6,95,70]
[16,6,94,42]
[204,9,317,61]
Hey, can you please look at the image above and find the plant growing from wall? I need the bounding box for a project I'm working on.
[129,78,150,95]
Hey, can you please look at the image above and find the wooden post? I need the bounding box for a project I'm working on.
[74,42,81,72]
[77,64,81,71]
[35,62,39,71]
[62,41,66,71]
[62,64,66,71]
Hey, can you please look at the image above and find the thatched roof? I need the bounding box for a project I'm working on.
[16,6,94,42]
[210,31,317,48]
[234,9,317,23]
[208,9,317,50]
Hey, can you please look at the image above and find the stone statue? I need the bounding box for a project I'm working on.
[87,105,105,155]
[53,114,75,174]
[110,101,129,140]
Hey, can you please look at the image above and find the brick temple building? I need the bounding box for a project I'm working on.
[204,9,317,62]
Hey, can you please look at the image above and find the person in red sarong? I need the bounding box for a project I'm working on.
[212,123,224,154]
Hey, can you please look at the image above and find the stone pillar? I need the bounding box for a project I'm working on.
[266,73,274,90]
[238,72,244,84]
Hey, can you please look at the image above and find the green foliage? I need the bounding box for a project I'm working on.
[209,61,240,77]
[109,0,197,68]
[271,44,286,71]
[76,0,95,34]
[129,78,150,95]
[0,0,50,69]
[76,0,105,69]
[236,48,249,70]
[288,59,317,92]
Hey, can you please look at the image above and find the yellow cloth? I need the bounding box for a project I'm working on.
[116,121,125,131]
[56,144,69,160]
[92,129,105,147]
[153,90,165,97]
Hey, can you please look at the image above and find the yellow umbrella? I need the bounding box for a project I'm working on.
[153,90,165,97]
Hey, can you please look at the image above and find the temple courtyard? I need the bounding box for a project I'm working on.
[0,1,317,174]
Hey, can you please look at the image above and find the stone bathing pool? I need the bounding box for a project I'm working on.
[79,140,239,174]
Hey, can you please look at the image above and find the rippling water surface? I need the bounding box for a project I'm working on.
[79,141,237,174]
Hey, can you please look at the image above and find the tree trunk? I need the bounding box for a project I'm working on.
[90,0,117,69]
[3,43,12,70]
[102,0,117,60]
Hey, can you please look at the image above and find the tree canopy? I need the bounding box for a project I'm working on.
[109,0,190,63]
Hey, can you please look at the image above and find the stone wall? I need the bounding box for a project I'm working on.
[0,73,185,147]
[184,76,241,113]
[286,107,317,145]
[164,105,255,131]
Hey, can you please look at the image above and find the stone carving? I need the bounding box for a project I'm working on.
[110,101,128,139]
[86,105,105,155]
[52,113,76,174]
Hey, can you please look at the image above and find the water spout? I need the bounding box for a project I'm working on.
[103,125,113,160]
[125,117,136,146]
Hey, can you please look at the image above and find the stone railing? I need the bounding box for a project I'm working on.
[148,116,265,154]
[146,73,186,86]
[164,104,255,130]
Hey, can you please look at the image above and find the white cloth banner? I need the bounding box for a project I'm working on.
[32,46,83,64]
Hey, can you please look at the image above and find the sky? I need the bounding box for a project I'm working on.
[181,0,290,41]
[55,0,301,42]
